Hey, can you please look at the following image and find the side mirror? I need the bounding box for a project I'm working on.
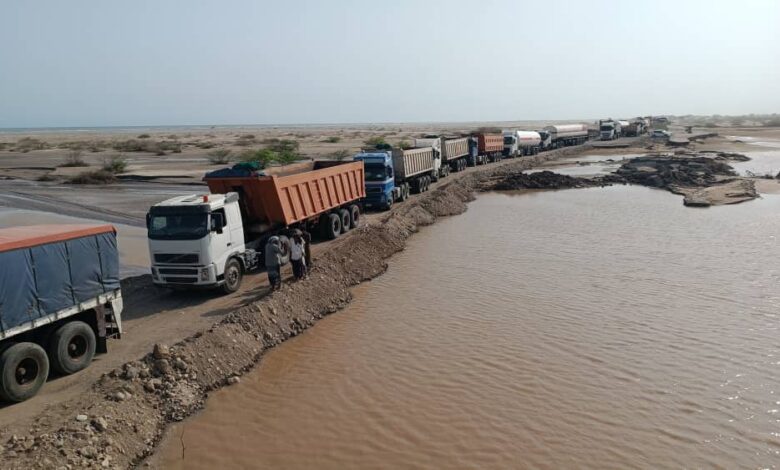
[211,213,224,234]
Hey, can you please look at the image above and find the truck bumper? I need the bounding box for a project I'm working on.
[152,263,219,287]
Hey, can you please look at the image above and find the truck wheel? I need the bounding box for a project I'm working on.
[0,342,49,403]
[338,208,351,232]
[48,321,96,375]
[403,183,410,200]
[221,258,243,294]
[324,213,342,239]
[412,178,422,194]
[349,205,360,228]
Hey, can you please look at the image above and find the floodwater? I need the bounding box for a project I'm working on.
[0,208,149,277]
[156,183,780,469]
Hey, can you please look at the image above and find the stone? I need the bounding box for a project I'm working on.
[227,376,240,385]
[152,343,170,360]
[92,417,108,432]
[123,366,139,380]
[75,415,88,422]
[113,391,126,401]
[154,359,172,375]
[79,446,97,459]
[173,358,187,371]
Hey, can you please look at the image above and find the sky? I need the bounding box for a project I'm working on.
[1,0,779,128]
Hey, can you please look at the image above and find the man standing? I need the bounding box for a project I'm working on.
[264,236,283,291]
[290,231,307,280]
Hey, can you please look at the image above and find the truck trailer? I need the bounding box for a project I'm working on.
[0,225,123,402]
[539,124,589,150]
[353,146,439,210]
[147,161,365,293]
[503,130,542,157]
[623,119,647,137]
[468,133,503,166]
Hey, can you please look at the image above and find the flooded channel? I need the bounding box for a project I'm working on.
[156,184,780,469]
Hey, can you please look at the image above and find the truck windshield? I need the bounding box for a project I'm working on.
[365,163,390,182]
[503,136,514,145]
[600,125,613,131]
[148,213,208,240]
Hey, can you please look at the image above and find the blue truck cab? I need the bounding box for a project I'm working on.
[353,151,398,210]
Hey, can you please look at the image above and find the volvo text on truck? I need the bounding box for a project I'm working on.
[354,145,439,210]
[147,161,365,293]
[0,225,123,402]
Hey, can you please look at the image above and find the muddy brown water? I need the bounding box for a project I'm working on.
[155,184,780,469]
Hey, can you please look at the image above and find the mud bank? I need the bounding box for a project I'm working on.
[0,146,588,469]
[483,153,758,207]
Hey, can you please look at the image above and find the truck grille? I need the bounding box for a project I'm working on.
[158,268,198,275]
[163,277,198,284]
[367,187,383,194]
[154,253,199,264]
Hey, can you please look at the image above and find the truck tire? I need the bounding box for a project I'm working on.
[412,178,422,194]
[349,204,360,228]
[0,342,49,403]
[48,321,96,375]
[338,208,351,232]
[403,183,410,200]
[221,258,243,294]
[324,213,341,239]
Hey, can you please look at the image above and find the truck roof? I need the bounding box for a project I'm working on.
[152,193,236,211]
[0,224,116,253]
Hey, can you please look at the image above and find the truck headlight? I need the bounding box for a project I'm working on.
[200,267,210,281]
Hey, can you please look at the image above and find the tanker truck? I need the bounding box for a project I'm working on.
[538,124,589,150]
[353,145,439,210]
[503,130,541,157]
[147,161,365,293]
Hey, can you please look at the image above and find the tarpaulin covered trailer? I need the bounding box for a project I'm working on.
[0,224,123,402]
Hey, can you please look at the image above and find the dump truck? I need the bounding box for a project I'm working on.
[353,146,439,210]
[503,130,541,157]
[468,133,503,166]
[147,161,365,293]
[539,124,589,150]
[413,135,470,176]
[599,119,622,140]
[623,119,646,137]
[0,225,123,402]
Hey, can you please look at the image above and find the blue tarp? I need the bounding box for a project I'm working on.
[0,231,119,334]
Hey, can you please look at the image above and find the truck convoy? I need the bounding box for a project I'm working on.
[599,119,622,140]
[538,124,589,150]
[623,118,649,137]
[354,146,439,209]
[147,161,365,293]
[503,130,542,157]
[0,225,123,402]
[413,135,470,176]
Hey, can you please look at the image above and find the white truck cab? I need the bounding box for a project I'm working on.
[147,192,250,293]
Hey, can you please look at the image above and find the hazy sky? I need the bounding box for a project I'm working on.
[1,0,779,127]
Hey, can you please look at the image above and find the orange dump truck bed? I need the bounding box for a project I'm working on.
[204,161,365,227]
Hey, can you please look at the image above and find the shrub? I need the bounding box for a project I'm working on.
[138,133,150,139]
[60,150,88,167]
[67,170,117,184]
[236,134,256,146]
[37,173,56,182]
[102,155,128,174]
[364,136,387,148]
[323,136,341,143]
[274,150,299,165]
[195,141,216,149]
[328,149,351,161]
[397,140,412,149]
[208,148,232,164]
[764,118,780,127]
[704,122,718,128]
[15,137,48,152]
[241,148,277,168]
[112,139,145,152]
